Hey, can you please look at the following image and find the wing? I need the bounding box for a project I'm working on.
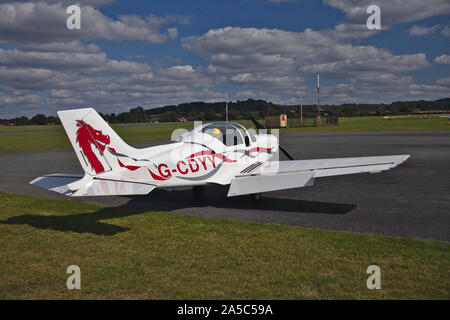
[227,155,410,197]
[30,173,158,197]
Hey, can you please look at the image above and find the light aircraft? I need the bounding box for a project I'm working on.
[30,108,410,200]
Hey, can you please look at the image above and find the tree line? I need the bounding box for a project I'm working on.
[1,98,449,125]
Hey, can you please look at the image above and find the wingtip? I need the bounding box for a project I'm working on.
[399,154,411,165]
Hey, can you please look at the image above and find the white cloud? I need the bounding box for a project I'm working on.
[328,23,377,41]
[434,54,450,64]
[300,53,429,76]
[181,25,439,105]
[0,55,224,117]
[0,47,151,74]
[442,26,450,37]
[231,73,303,96]
[50,89,76,98]
[17,41,102,53]
[0,13,223,119]
[0,2,184,44]
[324,0,450,28]
[183,27,429,77]
[408,25,439,36]
[183,27,333,74]
[436,77,450,86]
[0,67,66,91]
[167,27,178,40]
[230,72,306,105]
[314,72,448,105]
[408,83,450,98]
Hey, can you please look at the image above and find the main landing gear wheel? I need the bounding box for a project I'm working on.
[249,193,262,202]
[193,186,204,199]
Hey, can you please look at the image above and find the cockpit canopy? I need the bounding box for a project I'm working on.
[177,122,256,147]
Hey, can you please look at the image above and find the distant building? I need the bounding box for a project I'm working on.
[178,117,187,122]
[265,114,288,128]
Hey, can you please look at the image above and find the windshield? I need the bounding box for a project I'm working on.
[202,123,244,146]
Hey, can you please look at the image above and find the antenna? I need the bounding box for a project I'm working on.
[225,87,229,122]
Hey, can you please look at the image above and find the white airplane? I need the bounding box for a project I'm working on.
[30,108,410,200]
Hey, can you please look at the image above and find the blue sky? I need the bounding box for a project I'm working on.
[0,0,448,117]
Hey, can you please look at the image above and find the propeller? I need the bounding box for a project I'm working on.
[249,116,295,161]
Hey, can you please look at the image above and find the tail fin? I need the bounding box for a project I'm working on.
[58,108,135,176]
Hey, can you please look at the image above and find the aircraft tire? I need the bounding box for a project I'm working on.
[249,193,262,202]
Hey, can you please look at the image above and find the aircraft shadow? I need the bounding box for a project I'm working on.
[0,206,147,236]
[124,186,357,216]
[1,186,356,236]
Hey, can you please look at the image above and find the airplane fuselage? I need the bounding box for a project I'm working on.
[98,126,279,188]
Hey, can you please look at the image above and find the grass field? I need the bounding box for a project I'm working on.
[0,122,192,154]
[0,192,448,299]
[281,116,449,132]
[0,117,448,154]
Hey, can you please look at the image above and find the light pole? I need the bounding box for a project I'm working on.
[225,87,228,122]
[299,90,303,127]
[317,74,321,126]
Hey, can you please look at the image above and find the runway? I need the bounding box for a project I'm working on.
[1,130,449,241]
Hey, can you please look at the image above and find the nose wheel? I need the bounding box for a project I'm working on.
[249,193,262,202]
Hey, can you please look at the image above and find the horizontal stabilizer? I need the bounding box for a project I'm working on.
[30,174,156,197]
[71,179,156,197]
[30,174,84,196]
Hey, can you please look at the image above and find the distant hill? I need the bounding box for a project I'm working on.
[137,98,450,123]
[1,98,449,125]
[146,99,271,115]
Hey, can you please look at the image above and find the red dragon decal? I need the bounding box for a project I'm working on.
[76,120,110,174]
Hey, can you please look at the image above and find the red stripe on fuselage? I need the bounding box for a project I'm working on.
[186,150,236,163]
[117,158,141,171]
